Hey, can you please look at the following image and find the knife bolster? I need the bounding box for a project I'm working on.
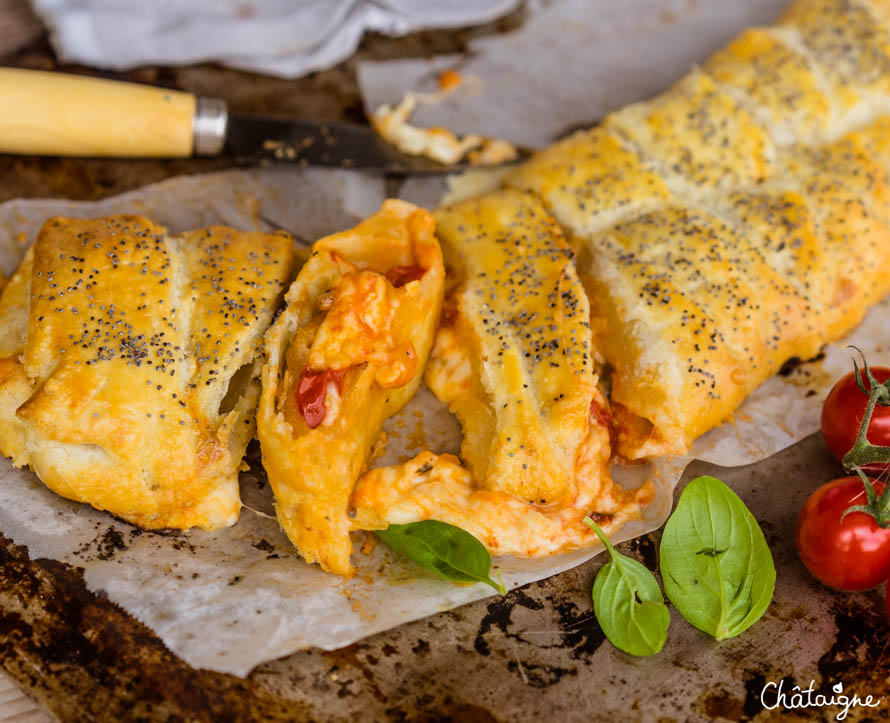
[193,97,228,155]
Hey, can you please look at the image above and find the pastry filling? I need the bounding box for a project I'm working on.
[296,368,345,429]
[385,265,426,287]
[307,265,420,391]
[294,258,430,429]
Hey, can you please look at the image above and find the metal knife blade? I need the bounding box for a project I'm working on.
[0,70,522,172]
[225,114,473,174]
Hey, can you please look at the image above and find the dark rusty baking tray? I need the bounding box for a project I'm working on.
[2,435,888,721]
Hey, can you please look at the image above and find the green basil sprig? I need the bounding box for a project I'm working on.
[376,520,505,594]
[659,475,775,640]
[584,517,669,656]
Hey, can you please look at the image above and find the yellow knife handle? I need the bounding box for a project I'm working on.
[0,68,227,157]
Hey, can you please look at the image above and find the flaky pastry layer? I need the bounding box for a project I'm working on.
[0,215,296,528]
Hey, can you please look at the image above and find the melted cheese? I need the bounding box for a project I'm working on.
[320,380,342,427]
[308,268,418,389]
[371,86,519,167]
[352,423,652,558]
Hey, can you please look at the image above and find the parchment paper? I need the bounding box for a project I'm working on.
[358,0,793,149]
[1,0,889,677]
[0,167,674,676]
[1,167,887,677]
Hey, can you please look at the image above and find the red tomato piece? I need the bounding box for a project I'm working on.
[821,366,890,472]
[296,368,344,429]
[589,396,611,429]
[796,476,890,591]
[385,265,426,287]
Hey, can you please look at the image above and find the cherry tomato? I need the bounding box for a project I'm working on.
[385,265,426,287]
[821,366,890,471]
[796,476,890,591]
[296,368,344,428]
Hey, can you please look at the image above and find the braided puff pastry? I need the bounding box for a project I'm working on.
[352,191,651,557]
[0,215,296,528]
[506,0,890,458]
[257,200,444,576]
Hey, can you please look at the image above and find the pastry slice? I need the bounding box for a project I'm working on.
[257,200,444,576]
[0,215,296,529]
[576,205,814,459]
[352,191,651,557]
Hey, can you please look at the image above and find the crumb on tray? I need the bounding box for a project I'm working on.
[370,70,519,166]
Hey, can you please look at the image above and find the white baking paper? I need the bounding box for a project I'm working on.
[0,166,886,677]
[358,0,792,149]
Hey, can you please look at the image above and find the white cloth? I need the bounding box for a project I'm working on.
[29,0,519,78]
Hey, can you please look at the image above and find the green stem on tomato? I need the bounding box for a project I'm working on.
[842,467,890,528]
[840,349,890,471]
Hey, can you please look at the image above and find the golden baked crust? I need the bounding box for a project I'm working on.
[779,0,890,108]
[0,215,296,528]
[702,28,833,143]
[352,191,651,557]
[257,200,444,576]
[579,206,815,457]
[505,0,890,458]
[505,126,672,238]
[605,71,777,191]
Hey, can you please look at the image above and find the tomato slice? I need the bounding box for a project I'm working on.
[296,368,344,429]
[385,265,426,287]
[590,396,612,429]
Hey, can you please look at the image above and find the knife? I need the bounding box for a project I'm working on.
[0,68,491,173]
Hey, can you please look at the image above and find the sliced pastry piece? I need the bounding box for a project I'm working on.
[257,200,444,576]
[0,215,296,529]
[778,0,890,112]
[576,205,815,459]
[352,191,651,557]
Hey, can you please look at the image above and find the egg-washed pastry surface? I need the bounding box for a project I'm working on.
[257,200,444,577]
[505,0,890,459]
[0,215,296,528]
[352,191,651,557]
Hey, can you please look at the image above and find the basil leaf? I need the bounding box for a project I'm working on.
[376,520,505,594]
[584,518,669,657]
[659,475,775,640]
